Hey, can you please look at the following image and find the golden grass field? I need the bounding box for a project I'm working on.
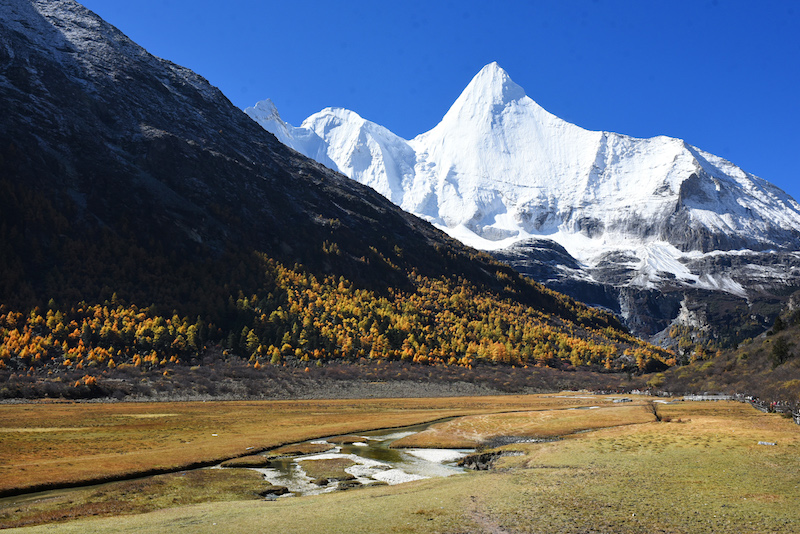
[0,394,593,495]
[2,395,800,533]
[391,403,654,448]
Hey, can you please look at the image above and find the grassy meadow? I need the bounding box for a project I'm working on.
[0,395,593,495]
[391,403,654,448]
[2,396,799,533]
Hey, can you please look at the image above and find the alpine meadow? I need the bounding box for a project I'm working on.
[2,2,800,533]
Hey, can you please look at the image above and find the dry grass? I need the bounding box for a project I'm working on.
[266,443,334,457]
[391,400,653,448]
[8,397,797,533]
[7,399,799,534]
[298,458,357,482]
[0,394,596,495]
[218,455,271,468]
[0,469,268,530]
[476,400,800,533]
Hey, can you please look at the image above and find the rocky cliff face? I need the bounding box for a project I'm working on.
[490,236,799,348]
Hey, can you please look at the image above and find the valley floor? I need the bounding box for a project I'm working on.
[2,396,798,533]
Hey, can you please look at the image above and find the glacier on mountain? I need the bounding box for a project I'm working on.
[246,62,800,305]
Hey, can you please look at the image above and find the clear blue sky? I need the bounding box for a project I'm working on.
[80,0,799,201]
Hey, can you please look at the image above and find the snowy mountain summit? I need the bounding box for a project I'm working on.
[248,63,800,343]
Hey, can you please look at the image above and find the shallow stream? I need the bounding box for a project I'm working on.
[0,420,473,508]
[242,422,473,497]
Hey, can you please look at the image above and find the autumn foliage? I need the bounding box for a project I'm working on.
[0,175,673,399]
[0,253,671,386]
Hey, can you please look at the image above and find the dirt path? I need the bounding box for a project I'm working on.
[468,496,511,534]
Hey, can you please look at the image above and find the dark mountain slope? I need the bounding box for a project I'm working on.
[1,1,497,311]
[0,1,673,399]
[0,0,457,306]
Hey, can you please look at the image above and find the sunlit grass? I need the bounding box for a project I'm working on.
[479,401,800,533]
[0,469,268,530]
[298,458,357,483]
[392,401,653,448]
[5,398,798,533]
[218,455,270,468]
[266,443,334,457]
[0,394,595,494]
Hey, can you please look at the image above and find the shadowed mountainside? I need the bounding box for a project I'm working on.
[0,0,676,399]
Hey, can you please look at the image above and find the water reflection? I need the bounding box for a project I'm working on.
[250,422,473,497]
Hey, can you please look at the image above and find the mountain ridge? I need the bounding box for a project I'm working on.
[248,62,800,346]
[249,62,800,259]
[1,0,678,401]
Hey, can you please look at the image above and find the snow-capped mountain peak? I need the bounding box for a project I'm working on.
[245,99,291,144]
[247,63,800,303]
[245,99,339,171]
[445,61,527,116]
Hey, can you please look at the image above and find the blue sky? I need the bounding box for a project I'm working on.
[80,0,799,201]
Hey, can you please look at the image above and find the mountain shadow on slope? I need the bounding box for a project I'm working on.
[0,1,681,400]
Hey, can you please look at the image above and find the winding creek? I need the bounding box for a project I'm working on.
[249,422,474,497]
[0,420,475,507]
